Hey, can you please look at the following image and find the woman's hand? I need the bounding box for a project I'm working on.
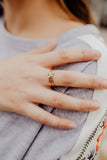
[0,41,105,129]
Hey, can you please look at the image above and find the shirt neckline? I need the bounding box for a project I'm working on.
[0,16,100,50]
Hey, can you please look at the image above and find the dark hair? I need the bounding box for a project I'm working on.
[58,0,95,24]
[0,0,3,16]
[0,0,94,24]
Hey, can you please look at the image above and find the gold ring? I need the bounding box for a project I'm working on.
[48,69,56,87]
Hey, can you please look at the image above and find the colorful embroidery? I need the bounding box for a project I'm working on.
[75,35,107,160]
[76,110,107,160]
[96,118,107,152]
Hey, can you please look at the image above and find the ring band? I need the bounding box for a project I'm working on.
[48,69,56,87]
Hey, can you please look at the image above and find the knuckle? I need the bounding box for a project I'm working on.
[52,95,63,108]
[19,102,30,115]
[23,74,34,81]
[55,118,63,128]
[62,72,74,86]
[27,57,36,64]
[42,116,49,125]
[55,118,69,129]
[63,72,70,79]
[90,76,97,88]
[26,55,39,64]
[28,58,34,63]
[78,101,86,111]
[25,54,34,62]
[26,50,37,55]
[58,49,69,61]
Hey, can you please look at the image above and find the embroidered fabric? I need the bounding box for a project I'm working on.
[60,35,107,160]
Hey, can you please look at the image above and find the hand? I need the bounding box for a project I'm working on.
[0,41,105,129]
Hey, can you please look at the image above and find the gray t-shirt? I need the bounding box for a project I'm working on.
[0,17,100,160]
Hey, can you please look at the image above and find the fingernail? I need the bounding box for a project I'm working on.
[92,50,101,58]
[68,122,76,129]
[91,101,100,111]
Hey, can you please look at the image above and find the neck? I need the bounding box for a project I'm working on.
[3,0,83,39]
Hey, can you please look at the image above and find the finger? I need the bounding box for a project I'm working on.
[22,102,76,129]
[29,40,56,54]
[40,49,101,67]
[34,88,100,112]
[51,70,107,89]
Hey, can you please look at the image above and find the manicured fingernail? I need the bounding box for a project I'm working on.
[68,122,76,129]
[91,101,100,111]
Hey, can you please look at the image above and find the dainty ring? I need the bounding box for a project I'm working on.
[48,69,56,87]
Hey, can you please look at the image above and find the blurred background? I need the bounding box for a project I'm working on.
[87,0,107,159]
[87,0,107,40]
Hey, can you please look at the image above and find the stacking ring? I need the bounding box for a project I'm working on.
[48,69,56,87]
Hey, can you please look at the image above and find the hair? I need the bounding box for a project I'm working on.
[0,0,3,16]
[58,0,95,24]
[0,0,95,24]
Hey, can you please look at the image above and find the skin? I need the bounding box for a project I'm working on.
[0,0,106,129]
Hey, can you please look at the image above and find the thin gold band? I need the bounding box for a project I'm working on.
[48,69,56,87]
